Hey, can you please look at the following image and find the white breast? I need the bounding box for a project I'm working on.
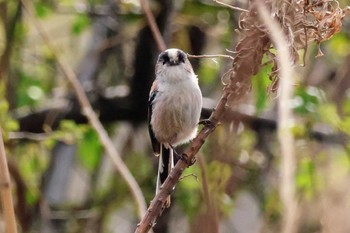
[151,74,202,147]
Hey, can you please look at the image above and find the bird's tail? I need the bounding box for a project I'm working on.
[156,144,174,208]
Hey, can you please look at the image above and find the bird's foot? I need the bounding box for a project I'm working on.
[179,153,196,166]
[199,119,215,127]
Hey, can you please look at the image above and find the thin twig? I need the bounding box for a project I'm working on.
[257,3,299,233]
[0,128,18,233]
[45,209,98,220]
[213,0,249,13]
[139,0,167,51]
[179,173,198,181]
[8,132,51,141]
[21,0,147,220]
[225,48,237,54]
[187,53,234,61]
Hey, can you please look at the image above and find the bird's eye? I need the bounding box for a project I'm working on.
[159,52,169,65]
[178,51,185,63]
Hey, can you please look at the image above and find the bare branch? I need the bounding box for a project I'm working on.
[21,0,147,220]
[187,53,234,61]
[0,128,18,233]
[8,132,51,141]
[213,0,249,12]
[140,0,167,51]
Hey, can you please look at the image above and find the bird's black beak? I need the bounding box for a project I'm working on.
[169,60,178,66]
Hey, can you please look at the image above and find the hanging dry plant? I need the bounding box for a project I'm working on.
[226,0,350,103]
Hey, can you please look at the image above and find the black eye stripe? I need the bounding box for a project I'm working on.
[177,51,185,63]
[158,50,186,65]
[158,52,170,64]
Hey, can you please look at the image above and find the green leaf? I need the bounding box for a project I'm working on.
[0,94,19,134]
[318,104,341,127]
[198,59,219,86]
[16,71,43,107]
[176,165,201,219]
[326,33,350,60]
[5,119,19,132]
[77,127,102,172]
[71,15,90,36]
[294,86,320,115]
[296,157,316,198]
[34,2,52,18]
[51,120,86,144]
[252,60,271,114]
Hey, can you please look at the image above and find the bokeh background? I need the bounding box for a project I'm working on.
[1,0,350,232]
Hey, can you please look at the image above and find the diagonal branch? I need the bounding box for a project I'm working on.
[134,89,229,233]
[21,0,147,220]
[0,128,18,233]
[140,0,167,51]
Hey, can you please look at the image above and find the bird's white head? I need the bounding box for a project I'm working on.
[155,48,195,82]
[159,48,186,66]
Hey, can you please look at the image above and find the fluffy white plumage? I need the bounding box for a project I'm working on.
[148,48,202,207]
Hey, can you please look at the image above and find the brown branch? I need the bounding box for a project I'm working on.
[0,128,18,233]
[21,0,147,220]
[140,0,167,51]
[187,53,234,61]
[7,159,34,232]
[8,131,51,141]
[134,89,229,233]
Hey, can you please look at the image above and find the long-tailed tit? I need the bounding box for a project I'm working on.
[148,48,202,208]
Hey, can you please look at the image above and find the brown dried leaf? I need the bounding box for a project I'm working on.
[224,0,349,103]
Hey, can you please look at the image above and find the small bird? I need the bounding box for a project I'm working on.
[148,48,202,208]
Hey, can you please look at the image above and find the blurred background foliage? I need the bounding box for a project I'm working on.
[1,0,350,232]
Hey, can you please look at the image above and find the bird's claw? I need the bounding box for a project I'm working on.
[180,153,196,166]
[199,119,215,127]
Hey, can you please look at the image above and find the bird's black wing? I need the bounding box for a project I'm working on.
[148,90,161,155]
